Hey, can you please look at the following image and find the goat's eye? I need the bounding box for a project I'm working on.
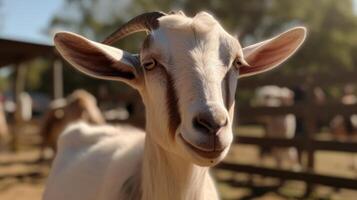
[142,58,157,71]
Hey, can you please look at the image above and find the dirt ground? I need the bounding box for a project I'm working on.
[1,125,357,200]
[0,181,44,200]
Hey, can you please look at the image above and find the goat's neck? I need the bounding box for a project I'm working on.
[141,131,217,200]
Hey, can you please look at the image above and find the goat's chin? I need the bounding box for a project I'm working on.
[175,132,230,167]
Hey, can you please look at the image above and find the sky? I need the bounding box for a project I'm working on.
[0,0,63,44]
[0,0,357,45]
[0,0,132,44]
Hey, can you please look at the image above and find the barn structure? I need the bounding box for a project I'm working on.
[0,37,63,99]
[0,37,62,151]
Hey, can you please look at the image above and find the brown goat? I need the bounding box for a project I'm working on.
[40,90,105,158]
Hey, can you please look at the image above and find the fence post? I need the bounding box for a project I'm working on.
[53,59,64,100]
[12,64,27,152]
[303,78,317,197]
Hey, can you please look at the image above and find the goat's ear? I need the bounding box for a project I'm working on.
[239,27,306,78]
[54,32,141,88]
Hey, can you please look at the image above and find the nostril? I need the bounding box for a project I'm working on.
[193,112,228,135]
[193,115,212,133]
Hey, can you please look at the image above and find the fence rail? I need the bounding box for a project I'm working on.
[218,163,357,190]
[236,136,357,152]
[237,103,357,121]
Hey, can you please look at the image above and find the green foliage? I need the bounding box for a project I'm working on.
[182,0,357,74]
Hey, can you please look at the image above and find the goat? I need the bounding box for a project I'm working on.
[43,11,306,200]
[40,89,105,158]
[254,85,300,169]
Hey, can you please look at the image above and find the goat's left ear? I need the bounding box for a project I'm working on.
[54,32,141,88]
[239,27,306,78]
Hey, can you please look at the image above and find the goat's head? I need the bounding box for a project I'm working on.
[54,11,306,166]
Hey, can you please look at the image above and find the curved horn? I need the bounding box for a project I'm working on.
[102,11,166,45]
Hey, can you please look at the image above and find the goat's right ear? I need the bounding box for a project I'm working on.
[54,32,141,88]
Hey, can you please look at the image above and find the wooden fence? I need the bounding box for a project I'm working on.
[218,70,357,193]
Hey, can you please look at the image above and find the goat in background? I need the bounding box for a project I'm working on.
[40,89,105,160]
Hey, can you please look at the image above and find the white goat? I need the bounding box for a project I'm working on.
[43,11,306,200]
[254,85,299,169]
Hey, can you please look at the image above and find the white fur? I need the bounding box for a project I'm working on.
[43,122,145,200]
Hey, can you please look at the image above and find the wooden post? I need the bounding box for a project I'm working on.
[53,59,64,99]
[303,77,317,197]
[12,64,27,152]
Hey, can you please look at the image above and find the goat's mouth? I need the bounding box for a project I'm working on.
[178,134,225,159]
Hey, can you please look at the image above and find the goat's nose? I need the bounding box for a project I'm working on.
[193,110,228,135]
